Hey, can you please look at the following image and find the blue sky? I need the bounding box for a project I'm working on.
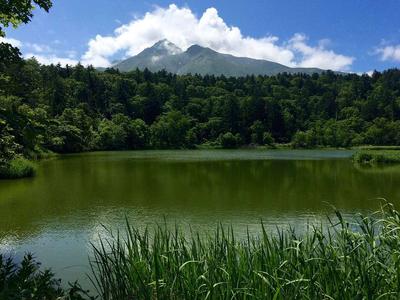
[3,0,400,72]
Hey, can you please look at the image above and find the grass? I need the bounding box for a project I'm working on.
[0,157,36,179]
[352,149,400,164]
[89,203,400,300]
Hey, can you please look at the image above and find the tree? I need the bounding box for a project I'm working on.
[291,130,315,148]
[263,132,275,146]
[127,119,150,149]
[219,132,240,149]
[0,119,21,166]
[0,0,52,63]
[53,108,96,152]
[150,111,191,148]
[0,1,52,36]
[98,118,127,150]
[250,120,265,144]
[2,53,400,157]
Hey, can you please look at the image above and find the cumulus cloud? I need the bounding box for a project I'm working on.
[0,37,23,48]
[2,4,354,70]
[376,45,400,62]
[25,42,53,53]
[24,53,78,66]
[81,4,353,71]
[1,36,77,66]
[288,34,354,71]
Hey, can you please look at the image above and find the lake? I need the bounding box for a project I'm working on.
[1,149,400,287]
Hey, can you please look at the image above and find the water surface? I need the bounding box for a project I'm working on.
[1,149,399,287]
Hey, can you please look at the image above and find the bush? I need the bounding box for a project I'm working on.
[0,254,92,299]
[219,132,240,148]
[263,132,275,146]
[291,130,315,148]
[0,157,36,179]
[352,150,400,164]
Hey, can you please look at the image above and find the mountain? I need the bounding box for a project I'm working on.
[113,40,324,76]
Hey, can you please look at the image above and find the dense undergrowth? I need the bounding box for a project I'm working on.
[0,157,36,179]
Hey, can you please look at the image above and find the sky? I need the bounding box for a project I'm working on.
[2,0,400,73]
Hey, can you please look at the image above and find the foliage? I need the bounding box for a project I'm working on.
[218,132,241,148]
[0,0,52,70]
[89,203,400,299]
[0,157,36,179]
[1,59,400,159]
[0,0,52,37]
[352,150,400,164]
[0,253,93,299]
[291,130,315,148]
[0,120,20,165]
[262,132,275,146]
[250,120,265,145]
[150,111,191,149]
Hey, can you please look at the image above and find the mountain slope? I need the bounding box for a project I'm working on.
[113,40,324,76]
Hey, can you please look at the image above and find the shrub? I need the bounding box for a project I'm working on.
[291,130,315,148]
[0,157,36,179]
[219,132,240,148]
[0,254,92,299]
[263,132,275,146]
[352,150,400,164]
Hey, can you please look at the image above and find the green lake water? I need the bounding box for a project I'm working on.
[1,149,400,287]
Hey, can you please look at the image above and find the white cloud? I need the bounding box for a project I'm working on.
[355,70,374,77]
[288,34,354,71]
[376,45,400,62]
[81,4,353,71]
[1,36,78,66]
[0,37,23,48]
[24,53,78,66]
[25,42,53,53]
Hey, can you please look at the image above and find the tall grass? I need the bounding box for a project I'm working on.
[0,157,36,179]
[89,203,400,299]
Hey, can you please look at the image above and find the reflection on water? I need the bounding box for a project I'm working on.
[0,149,399,287]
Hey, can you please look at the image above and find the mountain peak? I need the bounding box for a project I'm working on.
[114,42,325,76]
[150,39,182,55]
[186,44,215,56]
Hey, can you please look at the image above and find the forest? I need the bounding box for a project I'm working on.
[1,52,400,174]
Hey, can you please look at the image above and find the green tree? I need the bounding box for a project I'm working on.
[292,130,315,148]
[250,120,265,144]
[219,132,240,149]
[150,111,191,148]
[98,118,127,150]
[0,0,52,64]
[53,108,95,152]
[0,119,20,166]
[263,132,275,146]
[127,119,150,149]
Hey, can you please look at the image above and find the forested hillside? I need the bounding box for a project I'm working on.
[1,57,400,161]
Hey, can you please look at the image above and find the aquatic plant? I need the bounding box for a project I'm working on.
[89,203,400,299]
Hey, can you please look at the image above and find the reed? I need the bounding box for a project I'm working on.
[89,203,400,300]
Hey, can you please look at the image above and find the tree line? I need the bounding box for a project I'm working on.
[1,56,400,161]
